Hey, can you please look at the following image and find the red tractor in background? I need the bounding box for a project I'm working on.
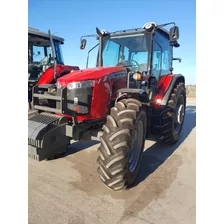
[28,22,186,191]
[28,27,79,109]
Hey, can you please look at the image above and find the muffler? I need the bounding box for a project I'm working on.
[28,112,69,161]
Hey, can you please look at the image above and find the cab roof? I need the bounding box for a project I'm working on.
[109,27,170,39]
[28,27,64,46]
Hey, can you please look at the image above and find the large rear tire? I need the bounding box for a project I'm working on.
[97,98,147,191]
[159,82,186,145]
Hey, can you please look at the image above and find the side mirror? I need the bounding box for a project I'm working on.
[174,41,180,48]
[33,51,41,55]
[80,39,87,50]
[169,26,179,41]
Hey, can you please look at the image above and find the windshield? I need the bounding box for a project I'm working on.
[29,45,51,63]
[28,41,64,65]
[102,33,151,72]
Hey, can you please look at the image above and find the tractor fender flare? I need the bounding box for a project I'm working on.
[116,88,150,103]
[161,74,185,106]
[38,65,79,85]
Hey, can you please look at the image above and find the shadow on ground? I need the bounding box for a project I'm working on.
[67,140,99,155]
[134,105,196,187]
[49,140,99,160]
[54,106,196,175]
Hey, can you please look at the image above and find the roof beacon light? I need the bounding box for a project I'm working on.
[142,22,157,31]
[101,29,109,35]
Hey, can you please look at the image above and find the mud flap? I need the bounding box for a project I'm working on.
[28,112,69,161]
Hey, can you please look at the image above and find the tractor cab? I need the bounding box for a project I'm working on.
[81,22,181,99]
[28,28,64,103]
[28,27,64,82]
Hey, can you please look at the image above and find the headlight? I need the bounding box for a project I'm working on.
[67,80,94,90]
[133,72,143,81]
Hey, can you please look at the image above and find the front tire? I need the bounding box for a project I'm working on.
[97,98,147,191]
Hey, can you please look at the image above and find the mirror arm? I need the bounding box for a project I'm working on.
[80,34,97,41]
[172,58,182,63]
[157,22,176,29]
[86,43,99,68]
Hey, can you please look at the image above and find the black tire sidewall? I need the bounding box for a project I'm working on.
[171,86,186,141]
[127,109,147,186]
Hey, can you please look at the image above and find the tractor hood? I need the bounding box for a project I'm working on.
[57,66,126,88]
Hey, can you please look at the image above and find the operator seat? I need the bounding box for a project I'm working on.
[138,63,148,72]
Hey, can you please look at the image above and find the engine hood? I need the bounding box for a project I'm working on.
[57,66,126,87]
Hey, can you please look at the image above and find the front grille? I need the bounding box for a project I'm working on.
[67,87,93,114]
[32,83,93,116]
[32,84,66,114]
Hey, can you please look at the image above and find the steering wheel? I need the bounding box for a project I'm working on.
[117,59,140,71]
[38,56,50,67]
[129,59,140,70]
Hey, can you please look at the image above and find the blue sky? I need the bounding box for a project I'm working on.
[28,0,196,84]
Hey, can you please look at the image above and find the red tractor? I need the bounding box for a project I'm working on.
[28,28,79,109]
[28,22,186,191]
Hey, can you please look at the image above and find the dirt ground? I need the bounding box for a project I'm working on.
[28,98,196,224]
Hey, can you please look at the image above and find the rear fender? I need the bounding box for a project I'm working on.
[151,74,185,108]
[161,74,185,106]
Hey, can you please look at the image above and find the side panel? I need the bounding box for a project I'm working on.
[38,64,79,85]
[76,70,127,122]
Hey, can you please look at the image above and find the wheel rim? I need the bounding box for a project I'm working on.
[129,120,143,173]
[174,95,185,133]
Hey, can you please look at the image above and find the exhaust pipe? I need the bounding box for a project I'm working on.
[48,29,57,82]
[96,27,103,67]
